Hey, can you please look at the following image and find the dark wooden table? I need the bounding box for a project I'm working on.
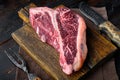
[0,1,120,80]
[0,1,23,79]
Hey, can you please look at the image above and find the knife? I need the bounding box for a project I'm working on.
[79,2,120,48]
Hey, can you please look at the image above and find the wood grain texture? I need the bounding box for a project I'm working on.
[12,3,117,80]
[12,25,89,80]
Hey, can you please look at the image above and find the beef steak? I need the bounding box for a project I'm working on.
[29,6,87,75]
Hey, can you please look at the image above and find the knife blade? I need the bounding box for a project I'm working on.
[79,2,120,48]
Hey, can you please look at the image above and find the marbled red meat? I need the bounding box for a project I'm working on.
[29,7,87,75]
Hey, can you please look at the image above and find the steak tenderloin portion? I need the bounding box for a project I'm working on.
[29,7,87,75]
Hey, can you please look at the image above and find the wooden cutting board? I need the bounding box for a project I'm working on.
[12,3,117,80]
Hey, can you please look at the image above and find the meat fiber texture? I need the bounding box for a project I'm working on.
[29,6,88,75]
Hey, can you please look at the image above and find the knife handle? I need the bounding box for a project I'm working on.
[99,21,120,47]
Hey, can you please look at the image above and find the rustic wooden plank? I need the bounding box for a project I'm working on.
[12,3,117,80]
[11,24,117,80]
[12,25,90,80]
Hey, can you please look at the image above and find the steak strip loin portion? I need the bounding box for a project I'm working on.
[29,7,87,75]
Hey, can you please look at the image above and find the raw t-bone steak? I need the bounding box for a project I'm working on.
[29,6,87,75]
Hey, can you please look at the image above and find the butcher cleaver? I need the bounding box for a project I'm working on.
[79,2,120,48]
